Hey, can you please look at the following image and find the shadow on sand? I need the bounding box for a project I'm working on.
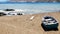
[41,23,59,31]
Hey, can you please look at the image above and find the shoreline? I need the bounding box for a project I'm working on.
[0,12,60,34]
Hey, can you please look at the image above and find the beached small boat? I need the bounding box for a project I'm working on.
[42,16,59,30]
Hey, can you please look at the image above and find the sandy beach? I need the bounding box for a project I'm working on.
[0,12,60,34]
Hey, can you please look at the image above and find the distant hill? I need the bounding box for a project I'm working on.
[9,0,60,2]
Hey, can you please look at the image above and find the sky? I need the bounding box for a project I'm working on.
[0,0,8,2]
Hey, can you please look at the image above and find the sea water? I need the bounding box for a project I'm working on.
[0,2,60,14]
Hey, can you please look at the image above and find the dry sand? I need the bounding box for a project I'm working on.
[0,12,60,34]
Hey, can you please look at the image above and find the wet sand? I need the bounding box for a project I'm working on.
[0,12,60,34]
